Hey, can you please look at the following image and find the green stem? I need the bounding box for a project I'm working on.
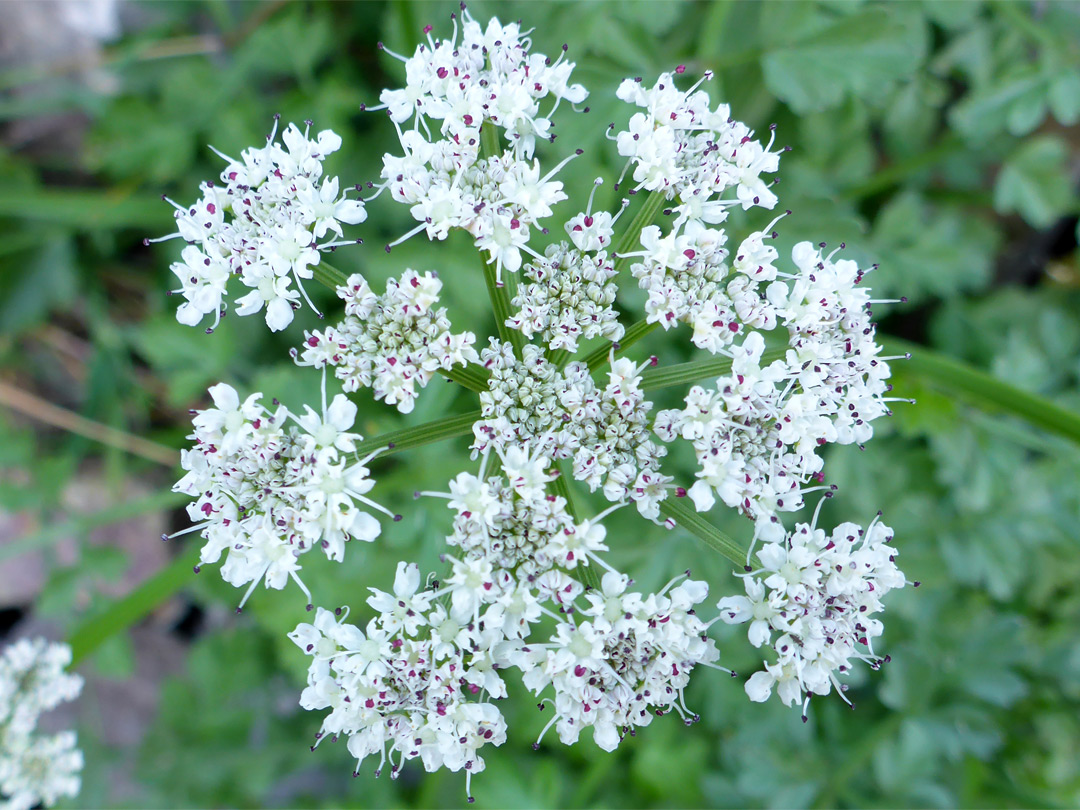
[884,336,1080,445]
[478,122,525,356]
[548,346,570,370]
[552,462,601,591]
[482,250,524,355]
[480,119,501,161]
[611,190,666,278]
[353,410,481,458]
[312,258,348,290]
[583,319,659,372]
[658,497,757,568]
[640,347,788,391]
[439,364,490,394]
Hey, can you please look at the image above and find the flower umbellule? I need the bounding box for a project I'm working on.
[155,5,914,801]
[0,639,84,810]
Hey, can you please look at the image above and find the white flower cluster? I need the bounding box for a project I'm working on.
[171,382,395,609]
[612,68,785,366]
[626,219,782,353]
[717,517,909,716]
[293,445,725,800]
[290,568,507,803]
[472,342,668,518]
[615,68,781,213]
[0,639,83,810]
[157,119,366,332]
[294,270,479,413]
[373,10,586,281]
[374,8,585,159]
[434,445,610,582]
[159,7,915,797]
[655,241,893,523]
[510,571,719,751]
[508,187,626,353]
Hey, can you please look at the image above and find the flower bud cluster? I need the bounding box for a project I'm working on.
[472,342,668,517]
[0,639,83,810]
[629,220,783,353]
[159,7,914,796]
[172,383,393,609]
[382,142,575,281]
[717,518,907,714]
[407,451,718,768]
[437,445,618,586]
[373,10,588,281]
[294,271,479,414]
[509,238,623,353]
[159,120,366,332]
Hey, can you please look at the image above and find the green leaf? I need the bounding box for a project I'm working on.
[949,69,1044,140]
[760,5,928,113]
[869,192,997,302]
[0,490,184,564]
[0,188,170,230]
[1005,87,1048,136]
[657,497,754,568]
[993,136,1074,228]
[1048,69,1080,125]
[0,236,78,333]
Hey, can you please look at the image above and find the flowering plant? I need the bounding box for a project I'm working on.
[152,7,916,801]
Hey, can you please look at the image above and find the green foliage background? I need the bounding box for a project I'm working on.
[2,1,1079,807]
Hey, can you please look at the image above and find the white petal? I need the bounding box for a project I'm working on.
[265,297,295,332]
[208,383,239,412]
[176,301,205,326]
[327,394,357,431]
[334,199,367,225]
[350,511,381,542]
[745,670,775,703]
[687,480,716,512]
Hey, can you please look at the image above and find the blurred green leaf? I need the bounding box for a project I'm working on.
[760,5,928,113]
[994,136,1075,228]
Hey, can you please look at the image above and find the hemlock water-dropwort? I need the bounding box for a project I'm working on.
[154,6,917,802]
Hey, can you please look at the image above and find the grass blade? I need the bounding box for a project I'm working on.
[68,542,201,665]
